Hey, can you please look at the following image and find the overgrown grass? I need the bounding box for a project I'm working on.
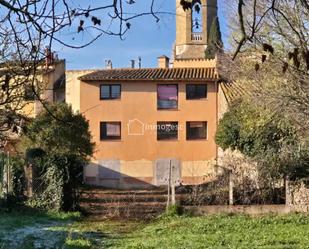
[108,214,309,249]
[0,208,80,230]
[1,209,309,249]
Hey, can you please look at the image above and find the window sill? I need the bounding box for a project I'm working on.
[157,108,180,111]
[100,99,121,101]
[186,138,208,141]
[100,139,122,142]
[157,139,179,142]
[186,98,208,101]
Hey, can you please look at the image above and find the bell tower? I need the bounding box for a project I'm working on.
[175,0,218,60]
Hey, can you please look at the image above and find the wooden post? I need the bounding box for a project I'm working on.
[166,160,172,209]
[229,170,234,205]
[171,164,176,205]
[7,152,10,194]
[285,177,291,205]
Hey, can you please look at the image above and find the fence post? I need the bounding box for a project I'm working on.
[285,177,291,206]
[229,170,234,205]
[171,165,176,205]
[166,160,172,209]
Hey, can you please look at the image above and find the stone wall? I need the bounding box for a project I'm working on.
[185,204,309,216]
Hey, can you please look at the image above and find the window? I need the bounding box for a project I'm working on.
[157,122,179,140]
[24,85,36,101]
[157,84,178,109]
[192,2,202,33]
[186,84,207,99]
[100,84,121,99]
[186,121,207,140]
[100,122,121,140]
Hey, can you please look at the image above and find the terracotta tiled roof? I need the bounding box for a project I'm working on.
[79,67,219,81]
[220,81,248,104]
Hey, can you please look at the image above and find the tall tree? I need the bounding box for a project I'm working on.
[205,16,223,59]
[221,0,309,140]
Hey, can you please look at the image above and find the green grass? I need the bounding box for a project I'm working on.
[0,210,309,249]
[0,209,80,230]
[108,214,309,249]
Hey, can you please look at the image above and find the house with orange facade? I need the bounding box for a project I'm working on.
[66,0,231,189]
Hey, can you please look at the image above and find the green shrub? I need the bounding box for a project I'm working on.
[0,153,25,207]
[22,103,94,211]
[27,154,84,211]
[161,204,184,219]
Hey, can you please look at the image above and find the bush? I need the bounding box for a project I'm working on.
[28,154,84,211]
[0,153,25,208]
[161,204,184,218]
[23,103,94,211]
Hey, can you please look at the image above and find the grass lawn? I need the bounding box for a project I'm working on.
[109,214,309,249]
[0,210,309,249]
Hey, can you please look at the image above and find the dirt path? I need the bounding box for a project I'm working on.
[1,221,71,249]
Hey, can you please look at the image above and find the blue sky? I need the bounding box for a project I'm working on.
[58,0,229,70]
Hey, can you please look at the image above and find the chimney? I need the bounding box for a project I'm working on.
[158,55,170,69]
[130,60,135,69]
[105,60,113,69]
[45,47,52,68]
[138,56,142,69]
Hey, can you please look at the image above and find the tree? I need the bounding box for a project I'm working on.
[0,0,172,146]
[205,16,223,59]
[23,103,94,161]
[221,0,309,142]
[216,99,309,181]
[22,103,94,210]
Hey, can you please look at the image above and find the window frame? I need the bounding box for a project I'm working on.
[157,84,178,110]
[186,121,207,140]
[157,122,179,141]
[100,122,121,141]
[100,84,121,100]
[186,84,207,100]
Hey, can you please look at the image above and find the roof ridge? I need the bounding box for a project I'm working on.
[78,67,219,81]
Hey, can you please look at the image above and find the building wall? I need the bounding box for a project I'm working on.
[66,70,95,113]
[173,58,216,68]
[80,80,219,188]
[18,60,66,117]
[34,60,66,115]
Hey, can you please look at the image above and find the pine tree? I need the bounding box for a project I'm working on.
[205,16,223,59]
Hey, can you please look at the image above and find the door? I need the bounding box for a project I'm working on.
[155,159,181,186]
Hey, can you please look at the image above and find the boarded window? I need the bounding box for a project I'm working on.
[157,122,178,140]
[100,122,121,140]
[186,121,207,140]
[100,84,121,99]
[186,84,207,99]
[157,85,178,109]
